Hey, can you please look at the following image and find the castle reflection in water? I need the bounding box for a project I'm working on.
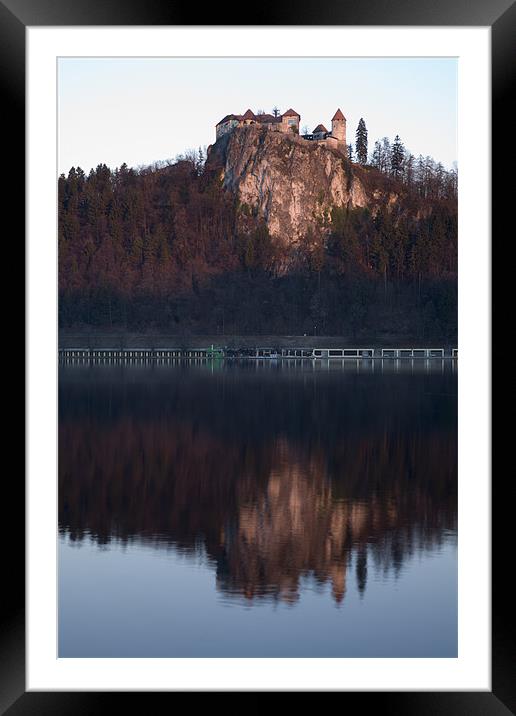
[59,362,457,606]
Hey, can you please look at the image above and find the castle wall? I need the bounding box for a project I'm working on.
[216,119,240,140]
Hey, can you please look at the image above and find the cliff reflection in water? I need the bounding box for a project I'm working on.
[59,363,457,606]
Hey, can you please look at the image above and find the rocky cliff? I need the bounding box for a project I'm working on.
[206,125,392,246]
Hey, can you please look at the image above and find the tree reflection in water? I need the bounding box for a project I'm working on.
[59,363,457,606]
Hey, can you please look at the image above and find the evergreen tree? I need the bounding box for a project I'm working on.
[391,135,405,179]
[371,140,382,170]
[196,146,206,175]
[355,118,368,164]
[348,144,354,161]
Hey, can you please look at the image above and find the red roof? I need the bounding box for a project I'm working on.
[216,113,242,126]
[256,113,281,123]
[313,124,328,133]
[282,108,300,118]
[242,109,256,120]
[332,108,346,121]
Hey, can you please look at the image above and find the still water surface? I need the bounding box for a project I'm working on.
[59,360,457,657]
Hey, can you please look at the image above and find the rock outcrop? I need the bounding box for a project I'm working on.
[206,125,385,246]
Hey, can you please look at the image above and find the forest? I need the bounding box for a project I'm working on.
[58,143,458,342]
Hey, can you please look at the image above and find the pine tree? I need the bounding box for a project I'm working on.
[371,140,382,170]
[348,144,354,161]
[391,135,405,179]
[196,146,206,175]
[355,118,368,164]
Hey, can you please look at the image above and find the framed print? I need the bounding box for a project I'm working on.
[3,0,512,710]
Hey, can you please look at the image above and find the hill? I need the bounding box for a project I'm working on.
[58,126,457,341]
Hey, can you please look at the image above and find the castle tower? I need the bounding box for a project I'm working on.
[280,108,301,134]
[331,108,346,144]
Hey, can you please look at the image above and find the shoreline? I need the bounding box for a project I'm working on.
[58,331,457,351]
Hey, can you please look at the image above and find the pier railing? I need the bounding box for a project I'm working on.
[58,347,458,362]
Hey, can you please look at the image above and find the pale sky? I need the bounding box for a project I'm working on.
[58,57,457,175]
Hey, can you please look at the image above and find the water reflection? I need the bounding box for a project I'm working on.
[59,362,457,609]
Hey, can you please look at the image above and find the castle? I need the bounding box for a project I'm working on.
[215,107,346,148]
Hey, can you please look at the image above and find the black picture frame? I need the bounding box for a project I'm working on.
[4,0,511,711]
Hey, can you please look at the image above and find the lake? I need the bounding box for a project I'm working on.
[58,359,457,657]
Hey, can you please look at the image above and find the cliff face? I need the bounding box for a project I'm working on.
[206,125,385,245]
